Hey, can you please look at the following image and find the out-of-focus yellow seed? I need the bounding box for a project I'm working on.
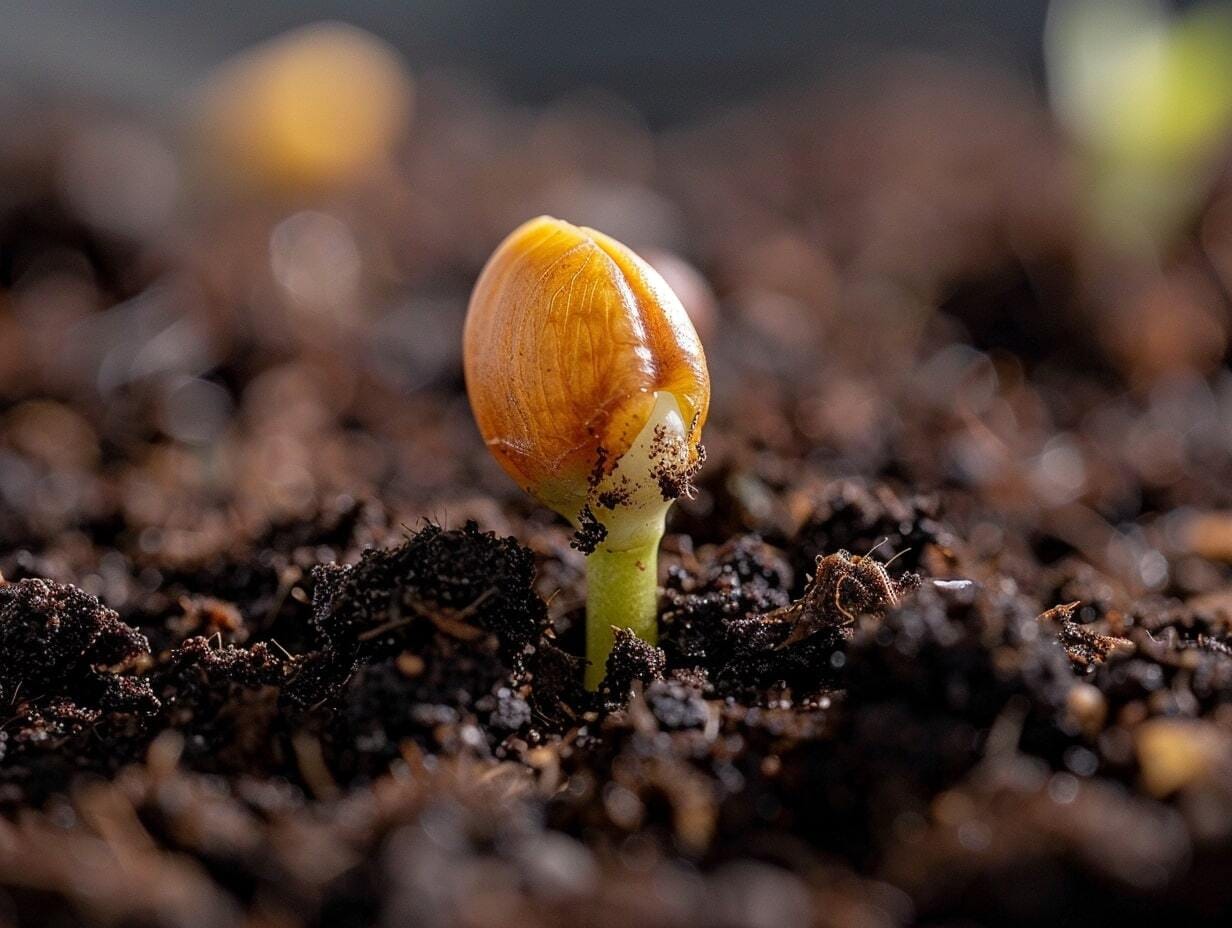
[197,22,413,192]
[1136,717,1230,797]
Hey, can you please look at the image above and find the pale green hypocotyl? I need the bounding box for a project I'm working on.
[581,390,687,689]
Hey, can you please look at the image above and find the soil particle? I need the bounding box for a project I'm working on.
[310,521,544,655]
[0,578,159,802]
[523,637,588,733]
[289,521,548,705]
[661,535,795,673]
[570,505,609,554]
[0,578,154,703]
[285,522,559,775]
[663,536,920,695]
[167,636,289,688]
[644,675,712,730]
[597,627,667,709]
[789,481,948,583]
[652,430,707,502]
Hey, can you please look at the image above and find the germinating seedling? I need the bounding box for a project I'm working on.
[464,216,709,689]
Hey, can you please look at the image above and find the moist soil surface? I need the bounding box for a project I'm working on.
[3,65,1232,927]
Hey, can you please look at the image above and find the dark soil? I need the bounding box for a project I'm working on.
[2,61,1232,927]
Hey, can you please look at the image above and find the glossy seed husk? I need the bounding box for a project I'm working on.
[464,216,709,523]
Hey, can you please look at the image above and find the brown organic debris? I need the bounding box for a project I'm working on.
[1039,602,1134,668]
[763,547,922,649]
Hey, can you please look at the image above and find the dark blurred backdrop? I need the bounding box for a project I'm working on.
[1,0,1057,123]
